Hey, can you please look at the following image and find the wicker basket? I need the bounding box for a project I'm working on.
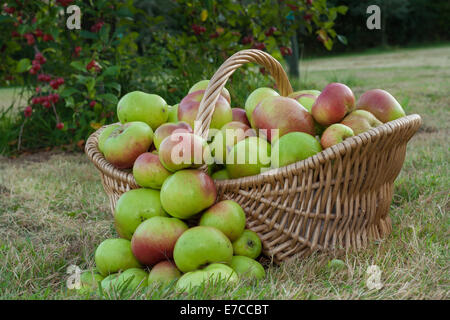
[85,49,422,263]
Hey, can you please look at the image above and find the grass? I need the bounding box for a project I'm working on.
[0,45,449,300]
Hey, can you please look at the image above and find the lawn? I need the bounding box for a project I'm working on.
[0,46,448,300]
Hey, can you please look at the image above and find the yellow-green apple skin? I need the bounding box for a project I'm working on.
[231,108,251,127]
[232,229,262,259]
[117,91,168,130]
[95,238,141,276]
[311,83,355,126]
[341,110,383,135]
[69,271,104,295]
[158,132,211,172]
[132,152,172,189]
[188,79,231,104]
[148,261,181,285]
[131,216,188,266]
[178,90,232,130]
[160,169,217,219]
[199,200,246,241]
[226,137,271,179]
[103,121,153,169]
[356,89,406,123]
[98,124,120,154]
[210,121,256,164]
[252,96,315,142]
[230,256,265,280]
[115,268,149,291]
[114,188,167,239]
[167,104,179,123]
[288,92,318,113]
[173,226,233,273]
[271,132,322,168]
[290,89,321,97]
[320,123,355,149]
[211,168,230,180]
[244,87,279,128]
[153,121,192,151]
[100,273,119,291]
[176,263,238,291]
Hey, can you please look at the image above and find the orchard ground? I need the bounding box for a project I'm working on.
[0,45,448,299]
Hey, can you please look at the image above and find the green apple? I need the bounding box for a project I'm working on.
[69,271,104,295]
[100,273,120,291]
[199,200,246,241]
[114,188,167,240]
[244,87,279,128]
[320,123,354,149]
[167,104,179,123]
[95,238,142,276]
[341,109,383,135]
[211,169,230,180]
[230,256,265,280]
[176,263,238,291]
[98,124,120,154]
[232,229,262,259]
[115,268,149,291]
[188,79,231,104]
[226,137,271,178]
[271,132,322,168]
[148,261,181,286]
[117,91,168,130]
[173,226,233,273]
[132,152,172,189]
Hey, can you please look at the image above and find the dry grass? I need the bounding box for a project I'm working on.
[0,46,449,300]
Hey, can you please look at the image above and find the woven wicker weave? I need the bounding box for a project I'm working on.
[85,49,421,263]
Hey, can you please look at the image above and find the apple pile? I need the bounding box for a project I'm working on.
[78,79,406,294]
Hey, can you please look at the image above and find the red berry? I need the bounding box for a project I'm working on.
[24,106,32,117]
[241,35,254,45]
[86,60,101,72]
[25,33,35,46]
[265,26,277,37]
[74,46,82,57]
[43,100,51,109]
[11,31,19,38]
[3,6,15,14]
[306,0,313,5]
[35,87,41,93]
[56,122,64,130]
[35,52,46,64]
[56,77,64,85]
[42,34,54,42]
[191,24,206,35]
[259,67,267,75]
[89,100,96,108]
[287,4,298,11]
[209,32,219,39]
[91,21,104,33]
[303,13,312,22]
[252,42,266,50]
[31,97,40,105]
[280,46,293,56]
[34,29,43,38]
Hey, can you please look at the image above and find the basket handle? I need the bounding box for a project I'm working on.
[193,49,293,139]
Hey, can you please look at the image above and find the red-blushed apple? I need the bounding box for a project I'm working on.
[230,256,265,280]
[153,121,192,151]
[160,169,217,219]
[271,132,322,168]
[188,79,231,104]
[103,121,153,169]
[232,229,262,259]
[114,188,168,239]
[210,121,256,164]
[132,152,172,189]
[98,124,120,154]
[117,91,168,130]
[199,200,246,241]
[341,110,383,135]
[173,226,233,273]
[231,108,251,127]
[252,96,315,142]
[178,90,232,130]
[131,216,188,266]
[244,87,279,128]
[95,238,142,276]
[211,168,230,180]
[148,261,181,286]
[288,90,320,113]
[356,89,406,123]
[175,263,238,292]
[311,82,355,126]
[320,123,355,149]
[158,132,212,172]
[226,137,271,179]
[167,104,179,123]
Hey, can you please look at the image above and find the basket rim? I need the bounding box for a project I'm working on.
[85,114,422,188]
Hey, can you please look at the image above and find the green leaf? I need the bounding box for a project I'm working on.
[70,61,87,72]
[80,30,99,40]
[337,34,348,45]
[60,87,80,98]
[336,6,348,15]
[104,82,121,92]
[16,59,31,73]
[97,93,118,105]
[102,66,120,77]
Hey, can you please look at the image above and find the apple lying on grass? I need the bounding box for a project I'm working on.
[176,263,238,292]
[320,123,355,149]
[230,256,265,280]
[356,88,406,123]
[148,261,181,286]
[232,229,262,259]
[101,268,148,292]
[95,238,141,276]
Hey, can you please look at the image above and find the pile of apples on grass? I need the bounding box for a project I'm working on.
[78,79,406,294]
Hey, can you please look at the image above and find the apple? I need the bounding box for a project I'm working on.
[320,123,354,149]
[148,261,181,286]
[188,79,231,104]
[199,200,246,241]
[231,108,251,127]
[176,263,238,292]
[271,132,322,168]
[252,96,315,142]
[232,229,262,259]
[69,271,104,295]
[158,132,211,172]
[289,89,321,97]
[95,238,141,276]
[167,104,179,123]
[356,89,406,123]
[341,110,382,135]
[178,90,232,130]
[117,91,168,130]
[115,268,149,291]
[131,216,188,266]
[153,121,192,151]
[160,169,217,219]
[103,121,153,169]
[288,92,318,113]
[211,168,230,180]
[132,152,172,189]
[226,137,271,179]
[173,226,233,273]
[100,273,119,292]
[311,83,355,126]
[114,188,167,239]
[210,121,256,164]
[98,124,120,154]
[244,87,279,128]
[230,256,265,280]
